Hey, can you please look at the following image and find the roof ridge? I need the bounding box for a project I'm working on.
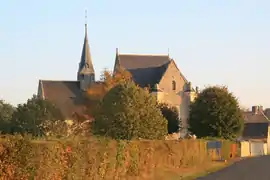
[119,53,169,57]
[39,79,79,82]
[259,109,270,121]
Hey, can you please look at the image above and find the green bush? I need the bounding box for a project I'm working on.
[189,86,244,139]
[0,100,15,134]
[92,82,167,140]
[11,95,64,136]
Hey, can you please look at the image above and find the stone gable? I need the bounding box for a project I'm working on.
[157,61,187,107]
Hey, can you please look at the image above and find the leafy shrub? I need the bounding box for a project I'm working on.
[0,100,15,134]
[11,95,64,136]
[189,86,244,139]
[92,82,167,140]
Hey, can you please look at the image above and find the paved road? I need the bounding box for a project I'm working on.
[197,155,270,180]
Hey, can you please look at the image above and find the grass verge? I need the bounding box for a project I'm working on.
[178,159,239,180]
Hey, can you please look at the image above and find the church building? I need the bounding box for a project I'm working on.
[37,21,197,133]
[37,23,95,120]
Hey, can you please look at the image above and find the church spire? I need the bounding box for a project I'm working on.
[77,10,95,90]
[84,11,88,39]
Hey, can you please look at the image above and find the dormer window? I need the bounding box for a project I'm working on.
[172,80,176,90]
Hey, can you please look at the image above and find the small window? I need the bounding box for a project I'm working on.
[172,80,176,90]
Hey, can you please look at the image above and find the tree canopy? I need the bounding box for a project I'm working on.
[158,103,181,134]
[92,82,167,140]
[11,95,64,136]
[87,68,132,101]
[86,68,133,115]
[0,100,15,133]
[188,86,244,139]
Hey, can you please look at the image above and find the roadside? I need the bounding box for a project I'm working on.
[179,158,242,180]
[123,157,242,180]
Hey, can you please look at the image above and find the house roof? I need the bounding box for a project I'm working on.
[243,111,269,123]
[39,80,87,119]
[118,54,171,69]
[116,54,171,87]
[242,122,269,140]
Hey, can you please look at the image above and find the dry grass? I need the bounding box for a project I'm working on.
[120,161,230,180]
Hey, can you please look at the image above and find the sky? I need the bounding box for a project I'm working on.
[0,0,270,109]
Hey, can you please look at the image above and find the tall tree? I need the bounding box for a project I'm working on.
[188,86,244,139]
[92,82,167,140]
[0,100,15,133]
[11,95,64,136]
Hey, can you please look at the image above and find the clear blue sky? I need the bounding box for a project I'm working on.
[0,0,270,109]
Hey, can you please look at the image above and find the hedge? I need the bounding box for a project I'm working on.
[0,135,238,179]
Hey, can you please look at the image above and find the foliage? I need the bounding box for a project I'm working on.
[0,100,15,133]
[11,95,64,136]
[39,119,92,138]
[87,68,132,101]
[92,82,167,140]
[116,140,126,167]
[158,103,181,134]
[40,120,68,137]
[127,142,139,175]
[85,68,133,117]
[0,134,35,179]
[188,86,244,139]
[102,67,133,90]
[0,135,236,179]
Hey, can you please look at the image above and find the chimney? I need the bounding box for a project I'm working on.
[252,106,259,114]
[195,86,199,93]
[187,82,192,91]
[258,105,263,113]
[252,105,263,114]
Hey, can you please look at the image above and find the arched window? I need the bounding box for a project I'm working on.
[172,80,176,90]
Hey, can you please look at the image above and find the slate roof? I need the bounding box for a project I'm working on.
[118,54,171,69]
[116,54,171,87]
[243,111,269,123]
[38,80,87,120]
[241,111,270,140]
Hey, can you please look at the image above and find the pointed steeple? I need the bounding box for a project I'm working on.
[78,22,95,76]
[113,48,121,73]
[77,11,95,90]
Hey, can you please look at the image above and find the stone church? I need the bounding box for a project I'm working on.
[37,22,197,132]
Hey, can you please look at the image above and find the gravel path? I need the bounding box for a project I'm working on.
[197,155,270,180]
